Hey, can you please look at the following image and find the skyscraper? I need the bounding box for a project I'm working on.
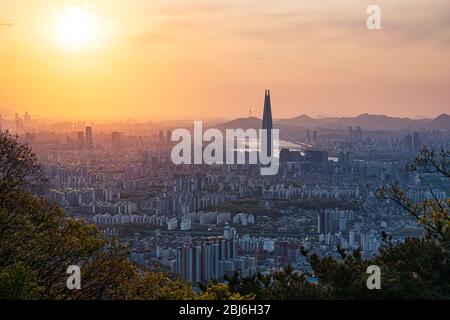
[77,131,84,150]
[111,132,122,150]
[175,237,241,283]
[413,131,421,151]
[85,126,93,149]
[15,113,23,132]
[159,130,164,145]
[318,211,334,234]
[262,89,273,156]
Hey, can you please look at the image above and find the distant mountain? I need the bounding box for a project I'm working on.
[336,113,431,130]
[277,113,433,130]
[427,113,450,130]
[215,117,262,130]
[218,113,449,131]
[278,114,318,128]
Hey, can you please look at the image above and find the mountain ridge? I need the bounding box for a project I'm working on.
[218,113,449,131]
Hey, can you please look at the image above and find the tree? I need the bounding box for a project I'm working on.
[1,190,139,299]
[226,147,450,299]
[308,147,450,299]
[379,147,449,238]
[0,131,44,196]
[0,131,197,300]
[198,282,253,300]
[224,266,325,300]
[0,131,253,300]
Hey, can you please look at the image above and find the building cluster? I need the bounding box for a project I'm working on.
[173,233,256,283]
[10,90,448,283]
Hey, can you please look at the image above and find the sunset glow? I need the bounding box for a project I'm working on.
[0,0,449,120]
[56,6,98,49]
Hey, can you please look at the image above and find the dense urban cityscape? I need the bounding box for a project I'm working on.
[1,91,448,287]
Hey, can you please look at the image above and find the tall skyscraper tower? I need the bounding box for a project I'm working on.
[262,89,273,156]
[77,131,84,150]
[85,126,93,149]
[159,130,165,145]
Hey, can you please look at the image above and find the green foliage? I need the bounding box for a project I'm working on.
[197,282,253,300]
[274,199,360,211]
[0,131,44,194]
[225,266,325,300]
[0,262,41,299]
[217,198,359,217]
[373,237,450,299]
[378,147,450,236]
[0,186,252,300]
[1,190,138,299]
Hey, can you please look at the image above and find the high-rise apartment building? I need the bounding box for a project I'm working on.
[85,126,93,149]
[77,131,84,149]
[111,132,122,150]
[175,237,245,283]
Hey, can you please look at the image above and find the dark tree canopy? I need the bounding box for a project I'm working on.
[0,131,44,195]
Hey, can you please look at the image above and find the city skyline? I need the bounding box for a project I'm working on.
[1,105,449,124]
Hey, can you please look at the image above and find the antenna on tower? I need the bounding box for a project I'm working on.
[249,107,252,118]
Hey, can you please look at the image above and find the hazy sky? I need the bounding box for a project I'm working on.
[0,0,449,120]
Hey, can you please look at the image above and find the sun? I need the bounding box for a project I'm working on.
[57,6,98,49]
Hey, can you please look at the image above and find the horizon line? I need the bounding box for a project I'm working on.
[0,112,448,124]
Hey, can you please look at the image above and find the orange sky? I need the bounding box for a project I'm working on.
[0,0,449,121]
